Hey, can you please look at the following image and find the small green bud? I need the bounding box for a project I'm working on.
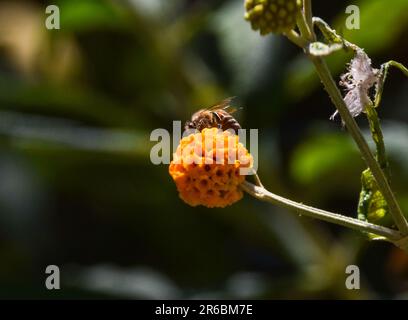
[358,169,389,225]
[244,0,302,35]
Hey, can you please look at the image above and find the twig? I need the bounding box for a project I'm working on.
[297,5,313,41]
[241,181,403,241]
[284,30,308,49]
[303,0,314,37]
[365,105,389,176]
[310,57,408,234]
[375,61,408,108]
[312,17,358,51]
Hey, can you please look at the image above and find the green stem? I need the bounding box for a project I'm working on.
[375,61,408,108]
[310,57,408,234]
[309,18,408,232]
[241,181,402,241]
[388,61,408,76]
[303,0,315,41]
[284,20,408,234]
[296,11,313,41]
[284,30,308,49]
[304,0,313,30]
[312,17,358,51]
[366,59,408,179]
[365,105,389,177]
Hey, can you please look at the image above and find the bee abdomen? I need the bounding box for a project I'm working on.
[221,116,241,132]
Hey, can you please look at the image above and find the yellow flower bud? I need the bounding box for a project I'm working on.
[244,0,302,35]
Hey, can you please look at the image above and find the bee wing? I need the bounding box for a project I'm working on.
[207,97,238,113]
[225,106,239,114]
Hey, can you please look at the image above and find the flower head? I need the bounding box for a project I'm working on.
[169,128,253,208]
[331,49,379,120]
[244,0,302,35]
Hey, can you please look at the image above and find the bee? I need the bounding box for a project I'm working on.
[184,97,242,133]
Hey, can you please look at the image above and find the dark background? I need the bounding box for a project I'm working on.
[0,0,407,299]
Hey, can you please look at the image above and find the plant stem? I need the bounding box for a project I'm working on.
[365,105,389,177]
[388,61,408,76]
[303,0,314,34]
[364,60,408,182]
[375,61,408,108]
[306,17,408,232]
[312,17,358,51]
[241,181,402,241]
[284,30,308,49]
[297,11,313,41]
[310,57,408,234]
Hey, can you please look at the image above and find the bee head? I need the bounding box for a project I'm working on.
[184,120,195,130]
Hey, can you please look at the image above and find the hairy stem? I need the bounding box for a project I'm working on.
[308,17,408,232]
[366,60,408,181]
[284,17,408,234]
[300,10,408,232]
[241,181,402,241]
[310,57,408,234]
[365,105,389,177]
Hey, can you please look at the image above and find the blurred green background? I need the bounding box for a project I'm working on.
[0,0,407,299]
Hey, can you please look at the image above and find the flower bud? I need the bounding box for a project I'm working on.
[244,0,302,35]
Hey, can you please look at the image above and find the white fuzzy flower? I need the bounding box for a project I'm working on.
[331,49,379,120]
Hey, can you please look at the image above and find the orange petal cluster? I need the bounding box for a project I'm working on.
[169,128,253,208]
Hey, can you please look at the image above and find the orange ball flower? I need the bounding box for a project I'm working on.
[169,128,253,208]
